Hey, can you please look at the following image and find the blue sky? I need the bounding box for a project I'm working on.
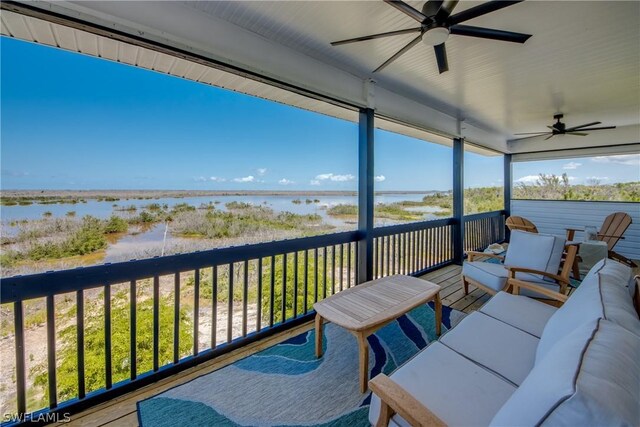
[2,37,637,191]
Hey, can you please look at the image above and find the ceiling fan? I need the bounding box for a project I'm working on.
[513,114,617,141]
[330,0,532,74]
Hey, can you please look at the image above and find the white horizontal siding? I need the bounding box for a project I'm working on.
[511,200,640,261]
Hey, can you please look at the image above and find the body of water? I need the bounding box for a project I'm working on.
[1,193,446,262]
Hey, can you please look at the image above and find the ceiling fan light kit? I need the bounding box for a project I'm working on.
[422,27,449,46]
[330,0,532,74]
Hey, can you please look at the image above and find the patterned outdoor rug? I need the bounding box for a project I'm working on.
[137,302,465,426]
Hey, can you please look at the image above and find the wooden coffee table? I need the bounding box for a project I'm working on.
[313,275,441,393]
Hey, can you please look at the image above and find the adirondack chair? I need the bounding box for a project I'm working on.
[505,216,538,233]
[566,212,636,269]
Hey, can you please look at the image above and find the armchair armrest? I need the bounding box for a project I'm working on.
[466,251,504,262]
[509,279,568,304]
[505,266,570,285]
[597,233,625,239]
[369,374,446,427]
[565,227,584,241]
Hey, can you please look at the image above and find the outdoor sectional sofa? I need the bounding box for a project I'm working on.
[368,258,640,426]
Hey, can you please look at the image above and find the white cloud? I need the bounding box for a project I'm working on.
[562,162,582,170]
[592,154,640,166]
[233,175,255,183]
[374,175,386,182]
[278,178,294,185]
[515,175,539,184]
[257,168,267,176]
[209,176,226,182]
[314,173,355,182]
[310,180,321,186]
[585,176,609,182]
[194,176,207,182]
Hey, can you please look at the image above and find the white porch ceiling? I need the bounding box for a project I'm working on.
[3,1,640,154]
[182,0,640,152]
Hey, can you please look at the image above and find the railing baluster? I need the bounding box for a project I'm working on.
[228,263,234,343]
[314,248,319,301]
[211,265,218,348]
[323,247,327,298]
[303,250,309,313]
[173,273,180,363]
[402,233,407,273]
[130,281,137,379]
[46,295,57,408]
[347,243,352,287]
[413,231,417,272]
[354,241,359,285]
[386,236,391,276]
[281,254,287,324]
[212,266,218,346]
[77,290,86,397]
[293,252,298,318]
[340,244,344,291]
[270,257,275,327]
[153,276,159,371]
[331,246,336,294]
[105,285,112,389]
[392,234,396,274]
[243,260,249,336]
[255,261,261,332]
[378,236,389,277]
[373,237,378,278]
[194,269,200,355]
[14,301,26,414]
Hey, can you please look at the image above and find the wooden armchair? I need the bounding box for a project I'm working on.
[463,230,576,301]
[505,216,538,233]
[566,212,636,274]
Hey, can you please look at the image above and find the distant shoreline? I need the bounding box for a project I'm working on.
[0,189,450,200]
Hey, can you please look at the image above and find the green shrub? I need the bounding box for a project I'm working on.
[104,216,128,234]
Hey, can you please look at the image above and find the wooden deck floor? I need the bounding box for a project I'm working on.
[53,264,482,427]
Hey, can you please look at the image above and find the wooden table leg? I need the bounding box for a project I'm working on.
[357,333,369,393]
[434,293,442,336]
[315,313,323,358]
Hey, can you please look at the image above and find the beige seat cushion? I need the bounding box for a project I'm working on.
[368,342,516,427]
[480,291,557,338]
[440,312,539,386]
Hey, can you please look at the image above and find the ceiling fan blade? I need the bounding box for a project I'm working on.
[565,121,601,131]
[374,34,422,72]
[384,0,428,23]
[448,0,524,25]
[513,133,552,141]
[331,27,422,46]
[571,126,616,131]
[513,132,551,135]
[434,0,459,22]
[450,25,531,43]
[566,132,588,136]
[544,134,555,141]
[434,43,449,74]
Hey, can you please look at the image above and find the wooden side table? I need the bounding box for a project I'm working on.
[313,275,441,393]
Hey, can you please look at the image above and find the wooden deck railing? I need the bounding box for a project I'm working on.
[0,212,504,424]
[372,218,456,279]
[464,210,506,252]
